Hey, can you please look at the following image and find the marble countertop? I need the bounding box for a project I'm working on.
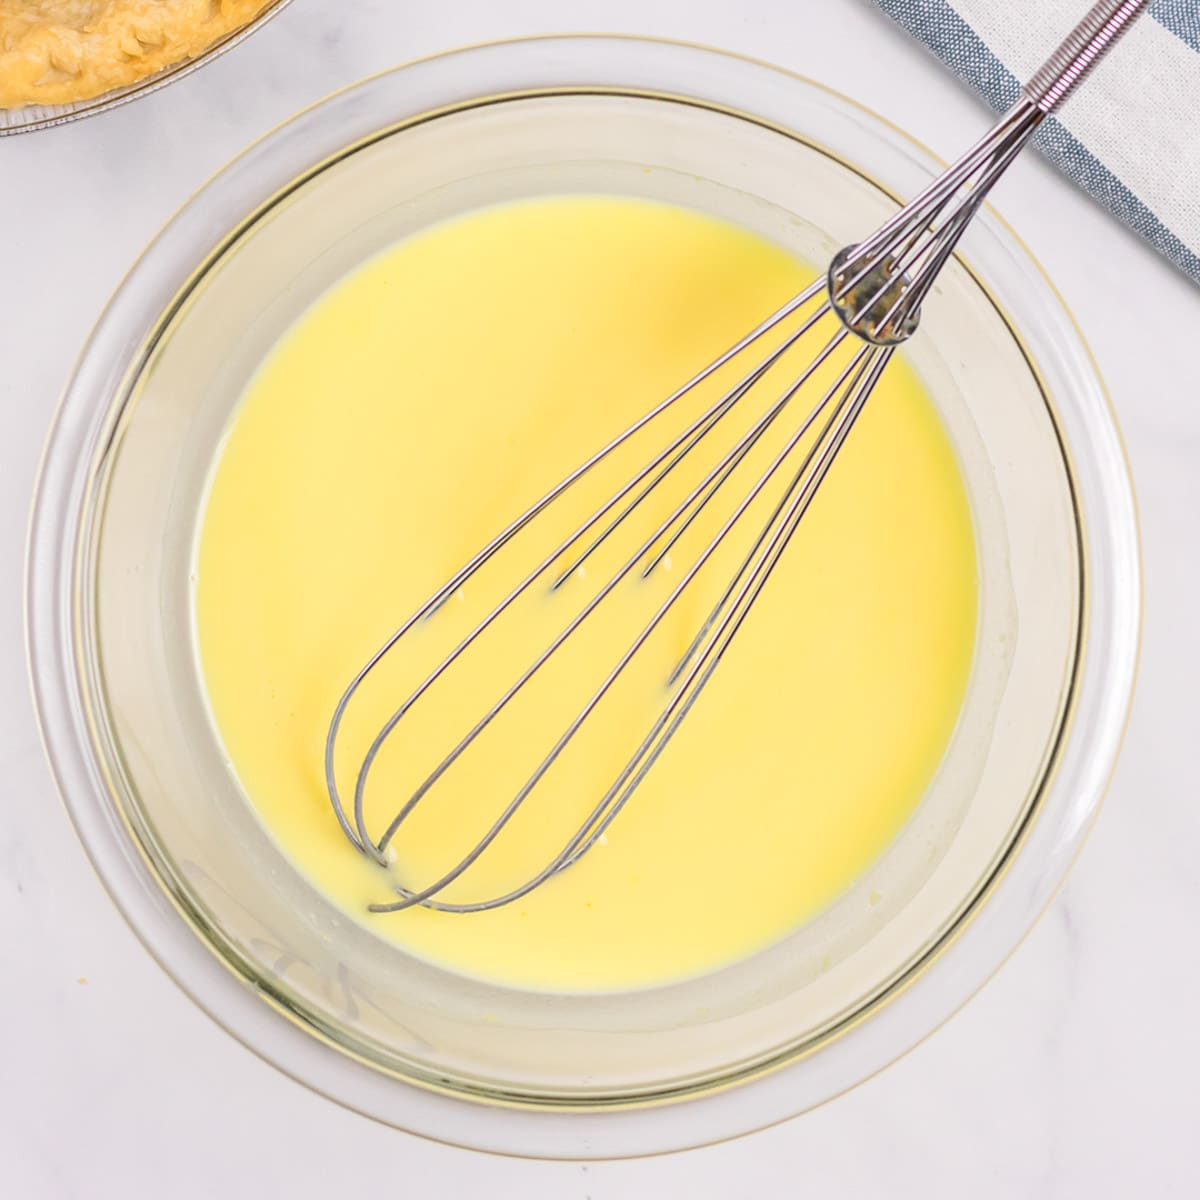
[3,1,1197,1195]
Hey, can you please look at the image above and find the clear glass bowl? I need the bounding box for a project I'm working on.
[26,37,1140,1158]
[0,0,294,136]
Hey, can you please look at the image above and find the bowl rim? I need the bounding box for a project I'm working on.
[0,0,296,137]
[24,34,1142,1159]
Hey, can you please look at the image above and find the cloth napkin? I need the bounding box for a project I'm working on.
[868,0,1200,284]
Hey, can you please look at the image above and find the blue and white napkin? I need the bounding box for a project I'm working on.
[869,0,1200,284]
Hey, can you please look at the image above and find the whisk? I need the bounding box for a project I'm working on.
[326,0,1149,913]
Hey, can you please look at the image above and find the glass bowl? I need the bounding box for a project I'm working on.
[26,36,1140,1158]
[0,0,294,136]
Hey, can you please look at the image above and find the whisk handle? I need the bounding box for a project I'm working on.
[1022,0,1152,113]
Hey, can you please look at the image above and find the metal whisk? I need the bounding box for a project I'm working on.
[327,0,1148,913]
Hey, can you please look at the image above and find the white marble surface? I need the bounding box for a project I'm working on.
[2,0,1198,1195]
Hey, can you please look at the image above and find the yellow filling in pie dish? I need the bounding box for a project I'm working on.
[0,0,270,108]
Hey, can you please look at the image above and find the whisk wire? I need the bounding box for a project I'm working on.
[368,334,876,912]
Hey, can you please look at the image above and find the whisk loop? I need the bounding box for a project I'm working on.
[325,0,1150,913]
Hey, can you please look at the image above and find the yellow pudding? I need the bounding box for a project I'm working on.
[196,195,977,991]
[0,0,269,108]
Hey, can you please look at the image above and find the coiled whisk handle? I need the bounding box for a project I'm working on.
[1022,0,1152,113]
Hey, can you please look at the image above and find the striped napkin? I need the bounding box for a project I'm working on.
[869,0,1200,284]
